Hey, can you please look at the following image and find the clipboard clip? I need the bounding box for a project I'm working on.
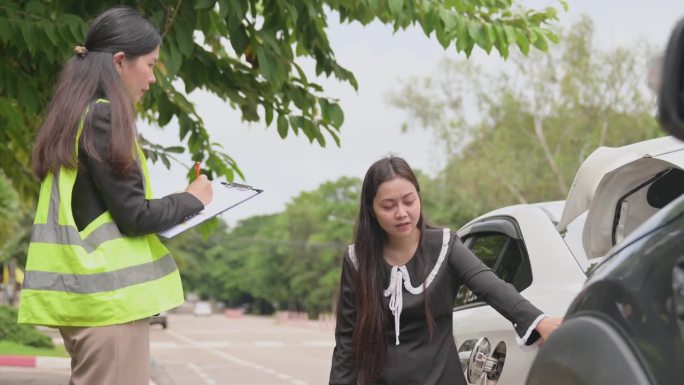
[220,181,253,191]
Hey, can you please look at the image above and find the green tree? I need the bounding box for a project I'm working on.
[0,171,29,307]
[0,170,20,250]
[1,0,566,198]
[389,16,663,228]
[277,176,359,315]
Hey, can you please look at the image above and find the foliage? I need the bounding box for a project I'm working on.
[389,16,663,227]
[0,305,53,348]
[0,0,565,198]
[0,171,31,266]
[0,171,20,259]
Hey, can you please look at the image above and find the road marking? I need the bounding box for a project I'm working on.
[166,330,309,385]
[151,341,178,348]
[152,340,331,349]
[188,362,217,385]
[254,340,284,347]
[199,341,233,348]
[302,340,335,347]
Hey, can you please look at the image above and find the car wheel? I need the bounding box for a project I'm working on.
[526,316,651,385]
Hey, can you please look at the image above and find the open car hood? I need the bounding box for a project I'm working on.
[557,136,684,259]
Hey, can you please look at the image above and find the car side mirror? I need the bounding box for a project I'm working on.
[659,17,684,140]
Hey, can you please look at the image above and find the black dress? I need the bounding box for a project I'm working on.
[329,228,544,385]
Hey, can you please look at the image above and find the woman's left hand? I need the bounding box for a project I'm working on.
[535,316,562,343]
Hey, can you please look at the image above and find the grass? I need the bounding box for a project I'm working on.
[0,340,68,357]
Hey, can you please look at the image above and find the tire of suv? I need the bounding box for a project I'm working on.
[526,316,652,385]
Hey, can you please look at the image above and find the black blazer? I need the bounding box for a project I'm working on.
[72,101,203,235]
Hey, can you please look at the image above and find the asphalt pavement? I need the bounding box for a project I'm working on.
[0,313,334,385]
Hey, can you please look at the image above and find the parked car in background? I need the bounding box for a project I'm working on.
[453,136,684,385]
[193,301,212,316]
[150,311,168,329]
[525,16,684,385]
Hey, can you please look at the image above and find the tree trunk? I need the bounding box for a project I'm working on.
[599,120,608,147]
[489,168,528,204]
[534,117,568,196]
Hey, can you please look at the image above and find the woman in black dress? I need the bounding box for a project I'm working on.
[329,156,561,385]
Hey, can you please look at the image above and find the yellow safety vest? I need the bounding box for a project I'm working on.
[18,99,184,326]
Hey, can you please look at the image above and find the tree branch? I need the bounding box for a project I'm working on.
[534,116,568,195]
[162,0,183,39]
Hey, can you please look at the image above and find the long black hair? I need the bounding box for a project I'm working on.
[33,6,161,180]
[348,156,435,384]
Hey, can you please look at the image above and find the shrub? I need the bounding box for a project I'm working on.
[0,306,53,348]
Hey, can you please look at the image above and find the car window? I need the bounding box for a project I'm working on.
[455,231,532,308]
[469,233,508,268]
[496,239,523,283]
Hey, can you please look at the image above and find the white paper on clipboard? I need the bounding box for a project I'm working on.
[157,180,263,238]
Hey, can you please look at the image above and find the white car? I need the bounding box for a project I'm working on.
[193,301,212,316]
[453,136,684,385]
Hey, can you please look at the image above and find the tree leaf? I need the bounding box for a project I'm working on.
[165,43,182,75]
[388,0,404,16]
[328,103,344,129]
[545,30,560,44]
[17,82,37,114]
[421,9,438,35]
[515,29,530,55]
[194,0,215,10]
[161,154,171,169]
[41,21,58,46]
[289,115,303,135]
[255,45,278,85]
[265,104,274,126]
[277,115,288,138]
[532,28,548,51]
[174,24,194,57]
[315,128,326,147]
[19,22,35,53]
[218,0,231,19]
[0,19,10,42]
[319,98,330,120]
[25,0,45,14]
[228,18,249,55]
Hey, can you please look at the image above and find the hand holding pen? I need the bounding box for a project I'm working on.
[185,161,213,206]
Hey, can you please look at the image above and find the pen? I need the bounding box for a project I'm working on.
[195,162,200,179]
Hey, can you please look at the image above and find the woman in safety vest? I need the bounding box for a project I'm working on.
[19,6,212,385]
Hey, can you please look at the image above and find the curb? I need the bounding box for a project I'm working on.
[0,355,70,369]
[0,355,158,385]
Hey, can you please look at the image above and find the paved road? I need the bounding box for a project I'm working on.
[0,313,334,385]
[0,367,69,385]
[150,314,335,385]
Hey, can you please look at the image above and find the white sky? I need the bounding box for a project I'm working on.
[140,1,684,227]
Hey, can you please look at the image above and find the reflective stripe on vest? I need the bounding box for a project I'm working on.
[18,99,184,326]
[29,172,122,253]
[23,253,178,294]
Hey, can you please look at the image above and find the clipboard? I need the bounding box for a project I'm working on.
[157,180,263,238]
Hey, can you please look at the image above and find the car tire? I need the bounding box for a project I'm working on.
[526,316,652,385]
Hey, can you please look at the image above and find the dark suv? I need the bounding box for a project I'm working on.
[526,17,684,385]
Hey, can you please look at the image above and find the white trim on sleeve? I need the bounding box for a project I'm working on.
[515,313,548,351]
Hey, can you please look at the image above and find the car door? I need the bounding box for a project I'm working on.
[557,137,684,260]
[453,217,534,385]
[456,227,532,309]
